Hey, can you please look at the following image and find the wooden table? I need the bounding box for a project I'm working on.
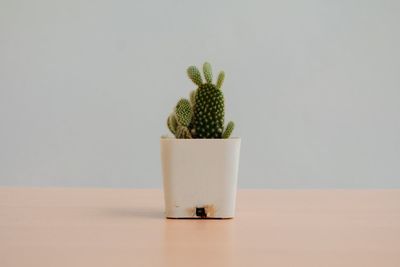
[0,188,399,267]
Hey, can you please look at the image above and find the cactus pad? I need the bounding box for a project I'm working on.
[175,99,192,127]
[222,121,234,138]
[216,71,225,89]
[203,62,213,83]
[189,90,196,106]
[192,83,224,138]
[187,66,203,86]
[167,114,177,134]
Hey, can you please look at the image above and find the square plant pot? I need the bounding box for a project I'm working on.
[160,138,241,219]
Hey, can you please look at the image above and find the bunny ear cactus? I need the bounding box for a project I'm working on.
[190,62,225,138]
[166,62,235,139]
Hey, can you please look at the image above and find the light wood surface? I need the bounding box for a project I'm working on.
[0,188,399,267]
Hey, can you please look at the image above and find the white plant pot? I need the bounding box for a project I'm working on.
[160,138,241,219]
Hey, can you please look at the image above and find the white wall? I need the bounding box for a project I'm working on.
[1,0,399,188]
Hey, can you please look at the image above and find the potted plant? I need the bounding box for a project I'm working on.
[161,62,241,219]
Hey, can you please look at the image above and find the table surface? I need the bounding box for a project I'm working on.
[1,188,399,267]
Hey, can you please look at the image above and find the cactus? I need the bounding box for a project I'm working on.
[166,99,193,138]
[187,66,203,86]
[216,71,225,89]
[166,62,235,139]
[203,62,213,83]
[175,99,192,127]
[167,114,177,134]
[176,125,192,139]
[189,90,196,106]
[189,62,225,138]
[222,121,234,138]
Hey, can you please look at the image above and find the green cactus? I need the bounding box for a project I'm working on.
[222,121,234,138]
[188,62,225,138]
[166,99,193,139]
[167,113,177,134]
[187,66,203,86]
[166,62,235,139]
[203,62,213,83]
[175,99,192,127]
[189,90,196,106]
[176,125,192,139]
[216,71,225,89]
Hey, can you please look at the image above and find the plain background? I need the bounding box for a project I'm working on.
[1,0,399,188]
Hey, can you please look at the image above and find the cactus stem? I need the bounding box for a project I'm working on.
[187,66,203,86]
[203,62,213,84]
[216,71,225,89]
[222,121,234,138]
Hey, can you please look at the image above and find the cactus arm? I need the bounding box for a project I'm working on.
[216,71,225,89]
[203,62,213,84]
[189,90,196,106]
[175,98,192,127]
[167,113,177,135]
[167,114,176,135]
[167,116,174,135]
[187,66,203,86]
[222,121,234,138]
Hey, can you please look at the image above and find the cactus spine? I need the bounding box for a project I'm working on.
[166,62,235,139]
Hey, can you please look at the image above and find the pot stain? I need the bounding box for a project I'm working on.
[187,207,196,217]
[186,204,216,218]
